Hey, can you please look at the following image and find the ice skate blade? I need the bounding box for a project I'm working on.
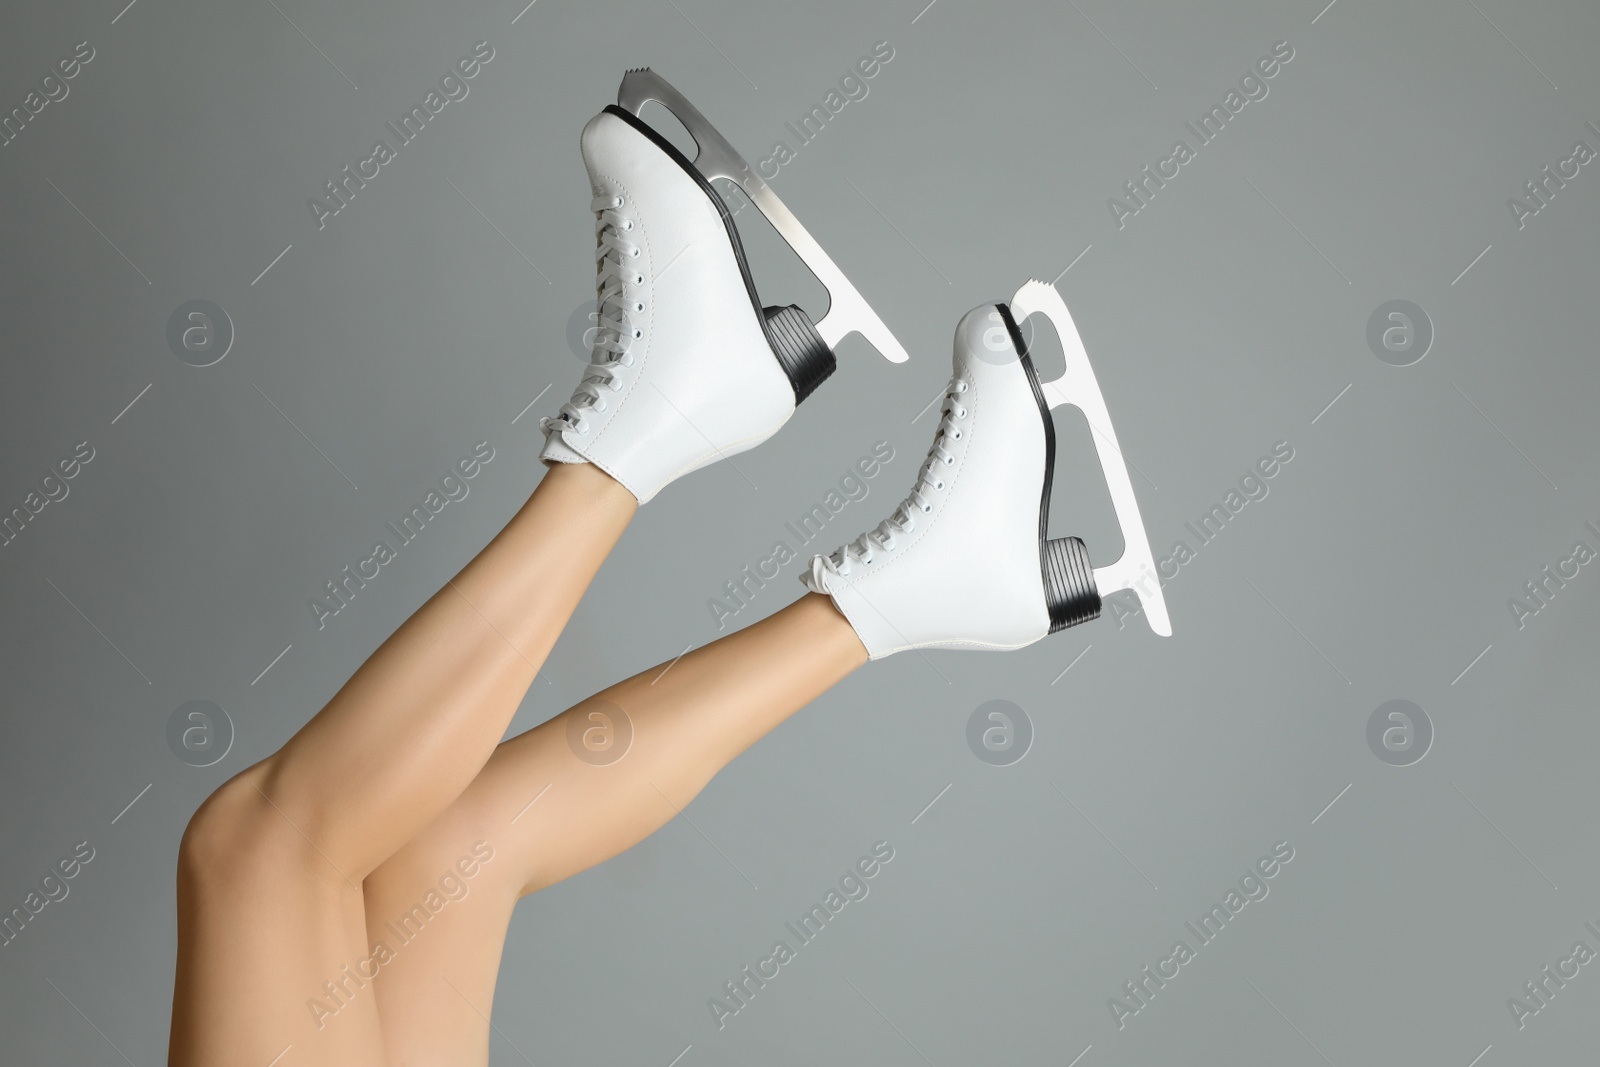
[1008,280,1171,637]
[617,68,909,364]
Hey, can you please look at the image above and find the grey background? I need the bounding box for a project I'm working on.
[2,0,1597,1063]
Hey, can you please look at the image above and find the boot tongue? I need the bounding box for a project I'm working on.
[799,555,841,595]
[538,415,589,465]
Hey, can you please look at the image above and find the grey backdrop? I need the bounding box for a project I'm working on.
[3,0,1598,1063]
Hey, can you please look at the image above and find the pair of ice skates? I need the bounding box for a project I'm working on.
[541,70,1170,657]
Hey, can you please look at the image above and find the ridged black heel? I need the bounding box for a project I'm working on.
[763,304,837,405]
[1042,536,1101,632]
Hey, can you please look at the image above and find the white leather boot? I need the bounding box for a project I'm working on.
[541,71,906,504]
[801,285,1171,658]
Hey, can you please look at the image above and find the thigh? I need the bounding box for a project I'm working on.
[170,770,390,1067]
[365,802,521,1066]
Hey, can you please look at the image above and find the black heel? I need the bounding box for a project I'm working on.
[763,304,836,405]
[1042,536,1100,633]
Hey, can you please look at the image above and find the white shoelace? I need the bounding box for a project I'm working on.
[542,195,645,435]
[816,377,970,578]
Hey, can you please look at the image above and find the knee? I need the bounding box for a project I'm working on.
[177,763,300,891]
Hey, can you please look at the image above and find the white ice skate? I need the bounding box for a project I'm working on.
[802,281,1170,657]
[541,70,907,503]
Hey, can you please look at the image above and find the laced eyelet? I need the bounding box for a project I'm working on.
[951,430,962,440]
[955,407,966,417]
[612,196,623,208]
[922,504,931,513]
[944,456,954,465]
[623,220,634,230]
[593,399,607,412]
[630,248,640,257]
[934,480,944,490]
[621,354,635,367]
[576,420,589,433]
[635,274,644,284]
[634,302,644,312]
[633,329,642,339]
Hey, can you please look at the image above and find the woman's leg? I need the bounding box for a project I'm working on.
[170,463,636,1067]
[364,592,867,1062]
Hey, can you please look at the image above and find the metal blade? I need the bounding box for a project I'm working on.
[617,69,909,364]
[1009,280,1171,637]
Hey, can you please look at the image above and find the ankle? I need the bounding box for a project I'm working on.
[536,459,637,514]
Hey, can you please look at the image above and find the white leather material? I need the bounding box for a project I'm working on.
[540,110,796,503]
[802,305,1052,659]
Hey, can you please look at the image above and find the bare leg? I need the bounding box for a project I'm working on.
[365,593,867,1062]
[170,464,635,1067]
